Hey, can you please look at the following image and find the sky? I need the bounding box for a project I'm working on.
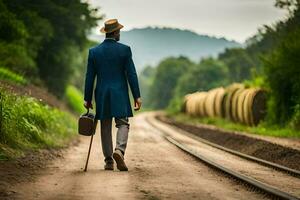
[89,0,288,43]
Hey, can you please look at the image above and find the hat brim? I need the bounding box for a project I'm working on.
[100,24,124,33]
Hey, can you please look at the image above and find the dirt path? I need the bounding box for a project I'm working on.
[7,112,266,200]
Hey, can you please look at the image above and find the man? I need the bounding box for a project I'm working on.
[83,19,142,171]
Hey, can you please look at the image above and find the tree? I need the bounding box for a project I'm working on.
[259,0,300,126]
[0,1,36,75]
[174,58,229,98]
[264,27,300,125]
[1,0,102,97]
[275,0,299,12]
[148,56,193,109]
[218,48,255,82]
[139,65,156,108]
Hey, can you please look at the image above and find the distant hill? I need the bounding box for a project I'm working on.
[89,27,241,72]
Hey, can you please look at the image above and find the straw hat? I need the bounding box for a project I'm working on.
[100,19,124,33]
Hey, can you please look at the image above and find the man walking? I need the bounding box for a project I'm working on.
[83,19,142,171]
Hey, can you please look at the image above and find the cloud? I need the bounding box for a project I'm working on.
[91,0,287,42]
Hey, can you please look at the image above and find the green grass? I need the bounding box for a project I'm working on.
[166,112,300,138]
[0,67,27,85]
[65,85,86,114]
[0,88,77,160]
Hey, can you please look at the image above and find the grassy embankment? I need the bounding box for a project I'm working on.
[0,67,27,85]
[0,68,77,160]
[166,111,300,138]
[65,85,86,114]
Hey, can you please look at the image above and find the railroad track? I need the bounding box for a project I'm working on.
[157,117,300,178]
[145,114,300,200]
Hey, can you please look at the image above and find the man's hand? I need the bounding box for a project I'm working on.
[84,101,93,109]
[134,97,142,111]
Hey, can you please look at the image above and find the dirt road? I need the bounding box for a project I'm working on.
[9,112,266,200]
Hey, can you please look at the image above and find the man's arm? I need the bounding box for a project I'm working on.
[84,49,96,109]
[124,47,142,110]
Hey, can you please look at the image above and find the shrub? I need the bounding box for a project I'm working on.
[263,28,300,125]
[0,88,76,160]
[0,67,27,84]
[290,104,300,129]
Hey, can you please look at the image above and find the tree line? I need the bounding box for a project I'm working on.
[0,0,102,97]
[142,0,300,129]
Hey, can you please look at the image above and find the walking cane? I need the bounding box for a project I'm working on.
[83,119,97,172]
[84,133,94,172]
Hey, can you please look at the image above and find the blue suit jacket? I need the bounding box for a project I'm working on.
[84,38,141,120]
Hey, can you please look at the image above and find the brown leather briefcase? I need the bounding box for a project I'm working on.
[78,109,96,136]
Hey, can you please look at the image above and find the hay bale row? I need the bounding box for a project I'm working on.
[183,84,267,126]
[185,87,226,118]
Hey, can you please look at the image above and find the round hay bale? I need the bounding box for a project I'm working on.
[189,93,199,116]
[204,88,219,118]
[185,93,194,115]
[250,89,267,126]
[192,92,203,116]
[243,88,256,125]
[195,92,203,116]
[199,92,208,117]
[191,92,200,116]
[237,89,250,124]
[186,94,193,115]
[182,94,192,113]
[221,93,227,119]
[224,83,244,121]
[195,92,207,117]
[231,88,245,122]
[214,87,226,118]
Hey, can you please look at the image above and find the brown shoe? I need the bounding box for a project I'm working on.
[104,160,114,170]
[113,149,128,171]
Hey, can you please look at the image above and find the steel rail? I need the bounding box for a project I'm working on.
[146,116,299,200]
[156,117,300,178]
